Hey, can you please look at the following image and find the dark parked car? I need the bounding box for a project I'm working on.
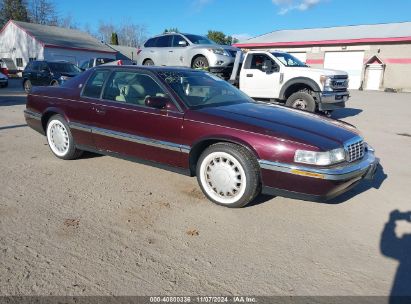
[24,66,379,207]
[22,60,82,93]
[0,71,8,87]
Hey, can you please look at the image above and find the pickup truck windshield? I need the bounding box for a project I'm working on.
[271,52,307,67]
[185,34,215,45]
[158,71,252,108]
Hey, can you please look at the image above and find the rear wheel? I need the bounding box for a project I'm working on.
[24,80,32,93]
[46,115,83,160]
[143,59,154,66]
[285,91,316,112]
[51,80,59,86]
[192,56,209,70]
[196,143,260,208]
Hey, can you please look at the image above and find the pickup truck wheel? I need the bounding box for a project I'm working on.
[192,56,209,70]
[196,143,260,208]
[286,91,316,112]
[46,115,83,160]
[143,59,154,66]
[24,80,32,93]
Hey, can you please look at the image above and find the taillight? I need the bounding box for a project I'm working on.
[137,49,142,55]
[1,67,8,76]
[117,60,123,66]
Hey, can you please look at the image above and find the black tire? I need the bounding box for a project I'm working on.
[192,56,209,70]
[143,59,154,66]
[51,80,59,86]
[46,114,83,160]
[285,91,316,112]
[23,79,32,93]
[196,142,260,208]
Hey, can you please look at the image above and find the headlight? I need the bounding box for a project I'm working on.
[208,48,229,56]
[294,148,345,166]
[320,75,333,91]
[59,75,69,81]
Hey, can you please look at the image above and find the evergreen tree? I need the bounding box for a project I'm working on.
[0,0,29,27]
[110,32,119,45]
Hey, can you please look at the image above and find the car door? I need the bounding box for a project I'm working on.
[37,62,52,86]
[240,53,281,98]
[69,69,112,148]
[92,69,185,167]
[152,35,172,66]
[167,35,189,67]
[27,62,40,85]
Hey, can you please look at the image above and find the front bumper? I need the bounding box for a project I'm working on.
[318,91,349,111]
[260,149,379,202]
[0,79,8,85]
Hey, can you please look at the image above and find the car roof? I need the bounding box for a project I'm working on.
[94,65,205,74]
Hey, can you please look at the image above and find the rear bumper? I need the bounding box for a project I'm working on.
[260,149,379,202]
[24,109,44,135]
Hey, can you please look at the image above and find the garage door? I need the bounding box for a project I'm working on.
[324,51,364,89]
[289,52,307,64]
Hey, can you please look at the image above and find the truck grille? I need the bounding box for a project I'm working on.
[346,139,365,162]
[331,76,349,91]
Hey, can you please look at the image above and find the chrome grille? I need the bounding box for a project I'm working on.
[346,139,365,162]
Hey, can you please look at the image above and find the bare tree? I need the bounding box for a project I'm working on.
[117,22,147,48]
[58,13,77,29]
[96,20,147,47]
[28,0,58,25]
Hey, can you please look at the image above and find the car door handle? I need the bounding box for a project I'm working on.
[246,74,253,77]
[93,107,106,115]
[169,51,173,53]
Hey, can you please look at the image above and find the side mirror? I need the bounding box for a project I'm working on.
[145,96,169,109]
[41,68,50,73]
[178,40,188,47]
[261,60,273,73]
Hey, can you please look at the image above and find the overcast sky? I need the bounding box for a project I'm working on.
[57,0,411,41]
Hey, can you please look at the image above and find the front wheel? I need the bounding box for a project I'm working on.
[192,56,209,70]
[46,115,83,160]
[285,91,316,112]
[24,80,32,93]
[196,143,260,208]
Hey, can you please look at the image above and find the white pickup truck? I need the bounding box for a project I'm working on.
[231,50,350,113]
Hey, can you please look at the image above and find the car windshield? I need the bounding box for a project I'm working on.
[48,62,82,73]
[184,34,215,45]
[158,71,252,109]
[271,52,307,67]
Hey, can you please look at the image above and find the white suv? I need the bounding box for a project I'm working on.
[137,33,240,77]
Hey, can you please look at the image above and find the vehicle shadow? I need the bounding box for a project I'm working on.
[80,151,104,159]
[247,194,275,207]
[331,108,363,119]
[380,210,411,304]
[328,164,387,204]
[0,95,27,106]
[0,124,27,131]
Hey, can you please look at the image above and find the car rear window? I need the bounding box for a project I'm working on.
[82,70,110,99]
[48,62,82,73]
[144,38,156,47]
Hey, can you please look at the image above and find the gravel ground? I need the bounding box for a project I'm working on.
[0,79,410,296]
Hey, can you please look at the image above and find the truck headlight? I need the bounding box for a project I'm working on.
[59,75,69,81]
[320,75,333,92]
[294,148,345,166]
[208,48,229,56]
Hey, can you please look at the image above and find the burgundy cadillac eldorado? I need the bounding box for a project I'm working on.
[24,66,379,208]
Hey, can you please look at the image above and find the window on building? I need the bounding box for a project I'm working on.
[29,58,37,62]
[16,58,23,67]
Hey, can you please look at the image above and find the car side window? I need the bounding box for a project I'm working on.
[82,70,110,99]
[172,35,188,47]
[155,35,172,48]
[102,71,167,106]
[249,54,275,71]
[38,62,48,72]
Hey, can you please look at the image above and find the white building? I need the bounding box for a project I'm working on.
[0,20,116,70]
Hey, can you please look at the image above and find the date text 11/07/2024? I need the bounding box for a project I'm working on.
[149,296,257,303]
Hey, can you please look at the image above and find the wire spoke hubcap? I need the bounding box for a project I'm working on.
[48,120,69,156]
[200,152,246,204]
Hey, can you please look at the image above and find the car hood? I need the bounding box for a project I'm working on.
[290,67,348,76]
[191,44,240,51]
[195,102,360,150]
